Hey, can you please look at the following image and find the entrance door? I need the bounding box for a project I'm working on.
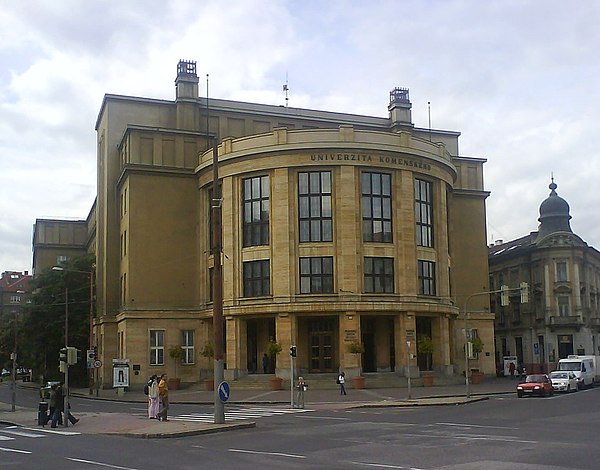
[558,334,574,359]
[308,319,334,372]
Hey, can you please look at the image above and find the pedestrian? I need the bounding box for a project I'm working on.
[521,366,527,380]
[296,376,307,408]
[509,362,516,379]
[50,383,65,428]
[147,375,159,419]
[262,353,269,374]
[46,383,61,426]
[337,371,347,395]
[66,402,79,425]
[157,374,169,422]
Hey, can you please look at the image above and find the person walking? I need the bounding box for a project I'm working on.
[46,383,61,426]
[296,377,307,409]
[147,375,159,419]
[50,383,65,428]
[157,374,169,422]
[338,371,347,396]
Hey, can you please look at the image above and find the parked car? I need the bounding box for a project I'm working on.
[550,371,579,393]
[1,369,10,378]
[517,374,554,398]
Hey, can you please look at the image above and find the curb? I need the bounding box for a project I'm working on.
[105,421,257,439]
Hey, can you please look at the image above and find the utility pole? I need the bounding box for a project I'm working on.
[64,287,69,428]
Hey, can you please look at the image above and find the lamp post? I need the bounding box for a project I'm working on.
[52,266,95,395]
[10,290,25,412]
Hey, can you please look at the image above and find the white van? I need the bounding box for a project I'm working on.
[557,356,596,388]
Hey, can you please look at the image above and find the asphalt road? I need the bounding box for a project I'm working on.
[1,384,599,469]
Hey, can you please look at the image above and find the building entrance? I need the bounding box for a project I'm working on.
[308,318,335,372]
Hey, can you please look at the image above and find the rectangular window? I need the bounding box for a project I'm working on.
[298,171,333,242]
[243,175,270,247]
[149,330,164,365]
[182,330,195,365]
[415,179,434,247]
[9,295,21,303]
[556,261,568,282]
[418,260,436,295]
[56,255,69,265]
[361,172,392,242]
[364,257,394,293]
[300,257,334,294]
[558,296,570,316]
[243,260,270,297]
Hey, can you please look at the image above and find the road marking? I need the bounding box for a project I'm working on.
[171,407,313,423]
[0,436,14,441]
[229,448,306,459]
[435,422,518,430]
[0,429,46,438]
[0,446,31,454]
[402,432,538,444]
[300,415,351,420]
[66,457,141,469]
[350,462,424,469]
[23,426,80,436]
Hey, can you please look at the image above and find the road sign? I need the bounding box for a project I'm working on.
[94,360,102,368]
[218,381,230,402]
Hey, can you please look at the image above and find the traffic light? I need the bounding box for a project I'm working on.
[67,347,78,365]
[290,345,297,358]
[520,281,529,304]
[500,285,509,307]
[59,347,68,373]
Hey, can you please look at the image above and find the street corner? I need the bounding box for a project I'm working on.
[104,420,257,439]
[351,396,489,409]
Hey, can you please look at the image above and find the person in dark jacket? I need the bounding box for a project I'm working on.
[50,384,64,428]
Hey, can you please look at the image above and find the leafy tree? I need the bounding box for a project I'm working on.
[20,255,95,385]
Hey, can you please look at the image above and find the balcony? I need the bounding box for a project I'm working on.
[549,315,584,331]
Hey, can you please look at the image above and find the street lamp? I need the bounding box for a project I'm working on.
[10,290,25,412]
[52,266,95,395]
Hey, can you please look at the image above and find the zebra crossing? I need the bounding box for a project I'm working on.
[0,425,79,445]
[170,406,314,423]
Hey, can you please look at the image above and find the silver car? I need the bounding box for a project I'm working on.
[550,371,579,392]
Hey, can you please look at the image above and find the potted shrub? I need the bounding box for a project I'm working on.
[266,341,283,390]
[348,341,366,389]
[469,336,485,384]
[418,336,435,386]
[168,346,183,390]
[200,341,214,391]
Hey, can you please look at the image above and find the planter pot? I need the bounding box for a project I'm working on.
[269,377,283,390]
[204,378,214,391]
[352,376,365,389]
[422,375,434,387]
[167,378,181,390]
[469,372,484,384]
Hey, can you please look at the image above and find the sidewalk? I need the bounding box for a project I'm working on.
[0,377,517,438]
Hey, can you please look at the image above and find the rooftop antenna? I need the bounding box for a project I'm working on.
[427,101,432,141]
[283,73,289,107]
[206,74,210,137]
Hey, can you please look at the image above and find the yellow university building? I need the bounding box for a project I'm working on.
[84,61,494,387]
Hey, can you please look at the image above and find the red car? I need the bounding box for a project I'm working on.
[517,374,554,398]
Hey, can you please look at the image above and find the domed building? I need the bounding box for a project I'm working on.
[489,180,600,373]
[35,60,496,388]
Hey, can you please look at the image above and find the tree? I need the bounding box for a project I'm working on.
[20,255,95,385]
[168,346,184,378]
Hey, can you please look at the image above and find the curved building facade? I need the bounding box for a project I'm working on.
[93,61,493,386]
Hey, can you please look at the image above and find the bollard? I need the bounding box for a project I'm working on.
[38,401,48,426]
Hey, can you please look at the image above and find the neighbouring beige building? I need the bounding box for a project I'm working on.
[44,60,496,387]
[489,180,600,374]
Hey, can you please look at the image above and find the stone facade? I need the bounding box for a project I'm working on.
[88,61,494,386]
[489,181,600,374]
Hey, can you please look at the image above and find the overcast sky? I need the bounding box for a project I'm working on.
[1,0,599,273]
